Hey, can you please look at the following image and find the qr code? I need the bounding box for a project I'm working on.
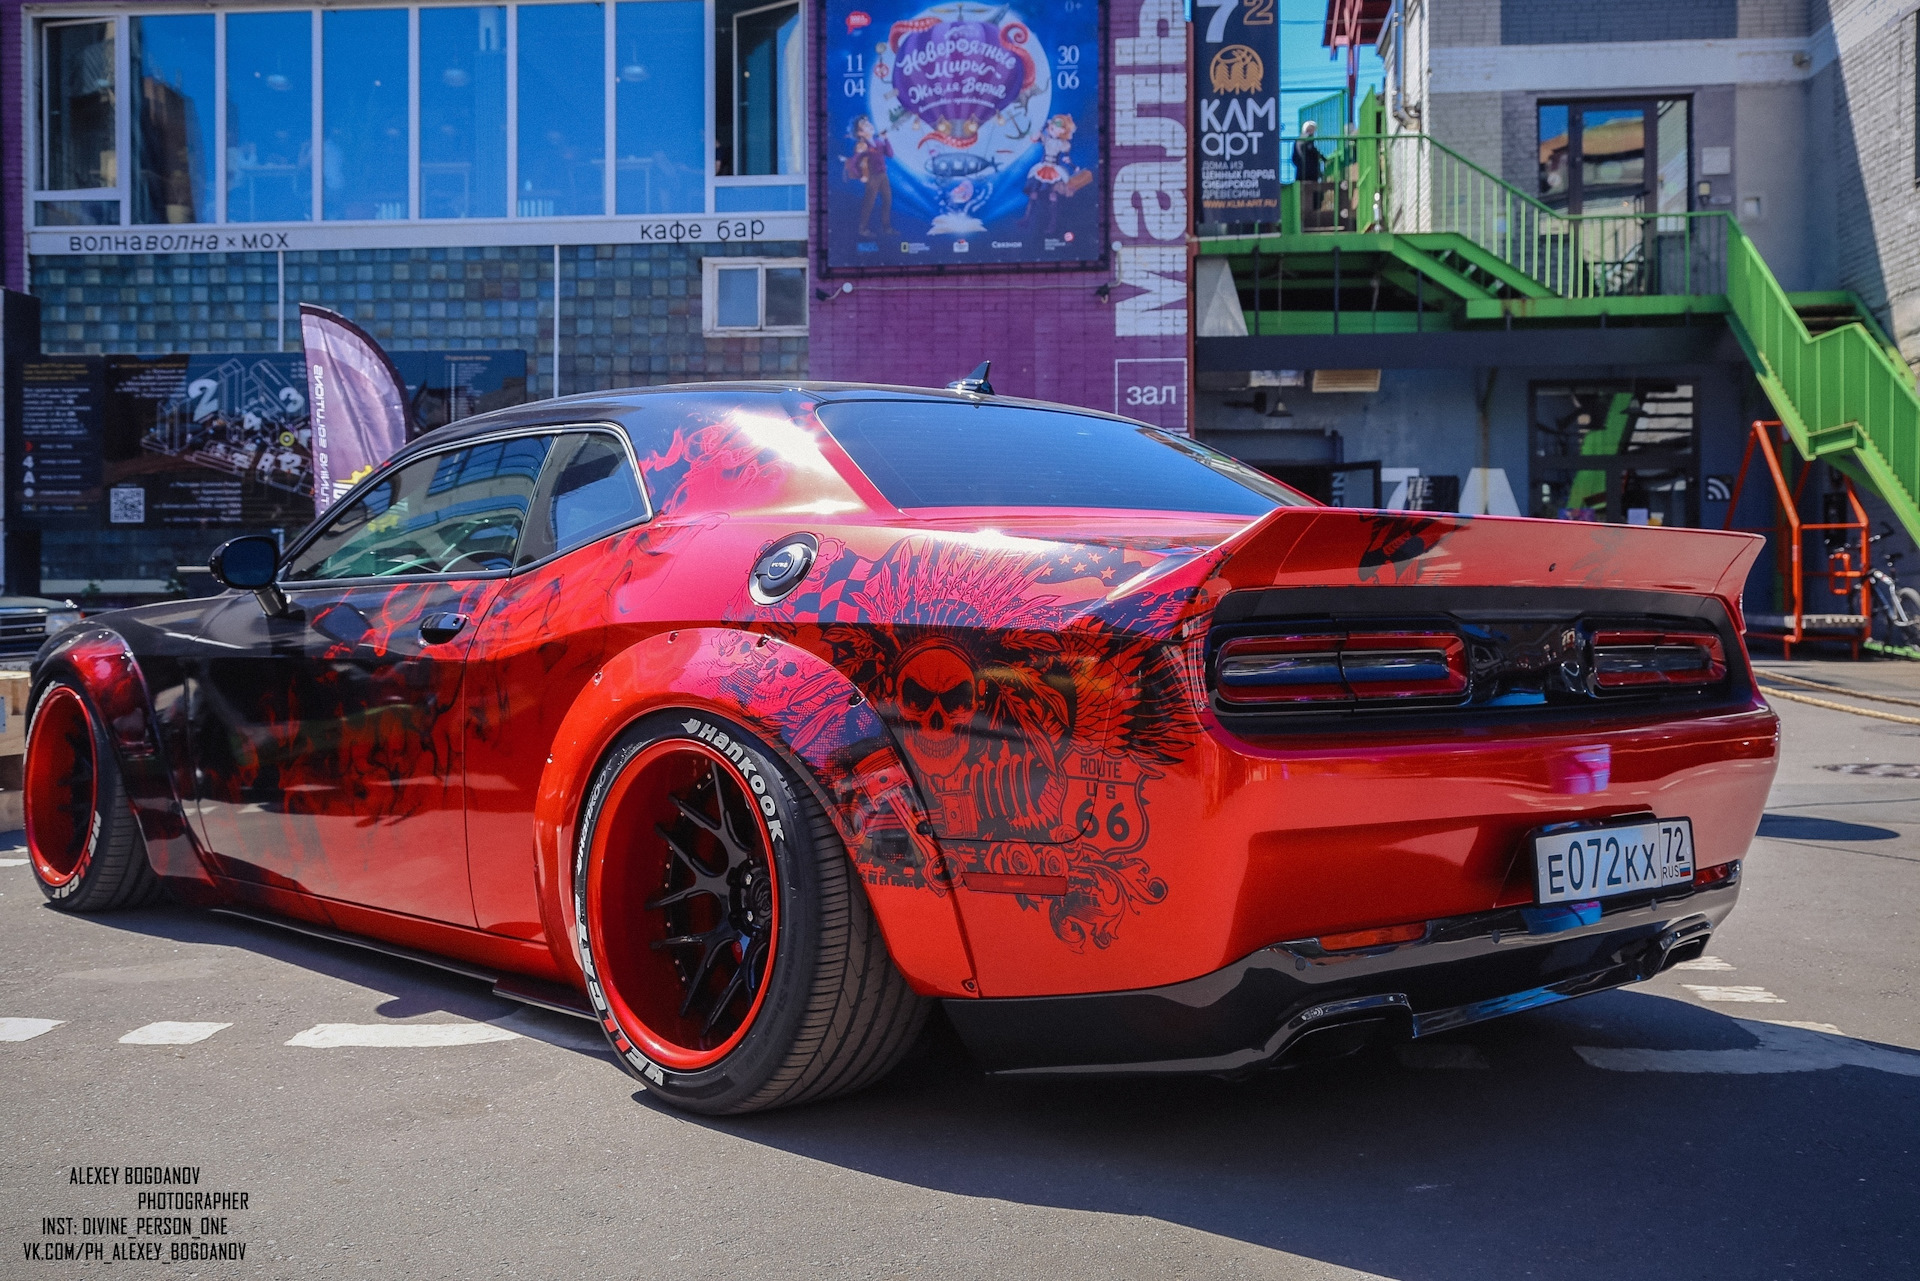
[109,486,146,524]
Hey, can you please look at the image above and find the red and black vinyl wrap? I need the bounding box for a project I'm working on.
[24,384,1780,1038]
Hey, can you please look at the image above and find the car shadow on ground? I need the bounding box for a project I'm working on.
[666,992,1919,1281]
[1758,812,1901,841]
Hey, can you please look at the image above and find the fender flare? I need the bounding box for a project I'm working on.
[531,627,978,997]
[32,628,216,898]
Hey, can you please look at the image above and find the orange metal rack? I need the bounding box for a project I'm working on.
[1723,420,1872,658]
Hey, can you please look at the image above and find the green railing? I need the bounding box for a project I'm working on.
[1295,132,1731,297]
[1725,221,1920,539]
[1229,128,1920,545]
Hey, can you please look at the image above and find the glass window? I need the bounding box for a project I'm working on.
[226,11,313,222]
[516,3,605,217]
[1537,104,1569,207]
[1655,99,1691,216]
[818,402,1312,515]
[324,9,409,220]
[716,267,758,326]
[420,5,508,219]
[764,265,804,327]
[286,436,555,580]
[518,432,649,564]
[615,1,705,214]
[41,21,117,192]
[131,16,215,225]
[733,2,802,177]
[1530,382,1697,527]
[701,257,807,335]
[36,200,120,226]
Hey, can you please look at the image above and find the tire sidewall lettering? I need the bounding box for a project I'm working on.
[572,711,794,1092]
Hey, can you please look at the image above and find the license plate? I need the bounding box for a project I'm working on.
[1533,818,1694,904]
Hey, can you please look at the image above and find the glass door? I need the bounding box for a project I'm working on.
[1531,381,1698,527]
[1538,100,1654,216]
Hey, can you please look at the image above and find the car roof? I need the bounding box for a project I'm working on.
[389,381,1155,464]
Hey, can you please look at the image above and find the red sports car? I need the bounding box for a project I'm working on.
[24,382,1779,1113]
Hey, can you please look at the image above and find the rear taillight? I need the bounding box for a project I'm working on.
[1589,629,1726,692]
[1215,635,1345,703]
[1216,631,1466,707]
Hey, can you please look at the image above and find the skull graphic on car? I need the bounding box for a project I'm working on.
[897,641,978,772]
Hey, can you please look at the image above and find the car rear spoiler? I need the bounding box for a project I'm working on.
[1205,509,1766,604]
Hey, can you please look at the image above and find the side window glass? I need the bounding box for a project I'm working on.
[285,435,554,580]
[518,432,650,565]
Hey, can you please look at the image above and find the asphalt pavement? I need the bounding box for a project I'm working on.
[2,661,1915,1280]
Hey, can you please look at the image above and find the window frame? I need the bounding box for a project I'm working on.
[22,1,805,234]
[700,255,807,337]
[276,422,649,585]
[513,426,657,571]
[34,16,128,215]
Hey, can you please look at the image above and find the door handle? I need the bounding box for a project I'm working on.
[420,612,470,645]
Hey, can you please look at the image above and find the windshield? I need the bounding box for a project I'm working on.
[818,400,1310,516]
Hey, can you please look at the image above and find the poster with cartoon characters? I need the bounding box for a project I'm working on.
[824,1,1103,270]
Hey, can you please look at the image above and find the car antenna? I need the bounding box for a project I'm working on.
[947,361,994,396]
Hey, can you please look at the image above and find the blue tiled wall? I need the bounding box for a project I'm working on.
[29,241,808,395]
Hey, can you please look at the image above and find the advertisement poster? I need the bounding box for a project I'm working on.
[9,351,526,534]
[824,0,1103,270]
[1196,0,1280,222]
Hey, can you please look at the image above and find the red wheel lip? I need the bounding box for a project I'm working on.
[585,737,782,1071]
[25,685,97,888]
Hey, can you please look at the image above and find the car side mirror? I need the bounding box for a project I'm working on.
[210,535,293,618]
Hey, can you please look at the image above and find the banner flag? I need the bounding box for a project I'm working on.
[299,304,409,509]
[1197,0,1281,223]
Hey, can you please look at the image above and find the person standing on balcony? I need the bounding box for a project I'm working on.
[1292,120,1323,186]
[1293,121,1330,229]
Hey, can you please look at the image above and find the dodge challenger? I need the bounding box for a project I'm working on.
[23,381,1779,1113]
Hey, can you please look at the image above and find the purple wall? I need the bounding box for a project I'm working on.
[808,0,1191,430]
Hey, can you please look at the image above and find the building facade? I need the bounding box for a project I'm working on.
[6,0,1920,618]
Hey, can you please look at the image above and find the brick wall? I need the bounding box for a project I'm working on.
[1738,0,1812,38]
[1431,0,1501,48]
[1822,3,1920,367]
[806,0,1188,428]
[1500,0,1739,44]
[1429,93,1505,174]
[28,242,806,395]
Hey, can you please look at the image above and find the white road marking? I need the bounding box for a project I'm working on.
[286,1022,522,1048]
[1763,1020,1845,1035]
[0,858,27,868]
[119,1021,232,1045]
[1576,1020,1920,1077]
[486,1009,611,1054]
[1670,955,1735,971]
[0,1018,64,1042]
[1682,984,1785,1003]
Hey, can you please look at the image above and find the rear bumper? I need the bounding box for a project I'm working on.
[943,870,1739,1076]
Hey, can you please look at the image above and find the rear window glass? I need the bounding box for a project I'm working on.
[818,400,1309,515]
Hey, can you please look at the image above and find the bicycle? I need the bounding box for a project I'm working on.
[1866,524,1920,646]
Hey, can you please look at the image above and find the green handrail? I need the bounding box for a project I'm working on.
[1222,130,1920,545]
[1725,221,1920,542]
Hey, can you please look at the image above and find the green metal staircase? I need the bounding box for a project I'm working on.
[1199,127,1920,542]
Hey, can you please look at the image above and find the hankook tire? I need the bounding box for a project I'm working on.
[25,680,163,912]
[575,710,927,1114]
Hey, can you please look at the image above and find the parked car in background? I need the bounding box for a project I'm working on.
[0,597,82,668]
